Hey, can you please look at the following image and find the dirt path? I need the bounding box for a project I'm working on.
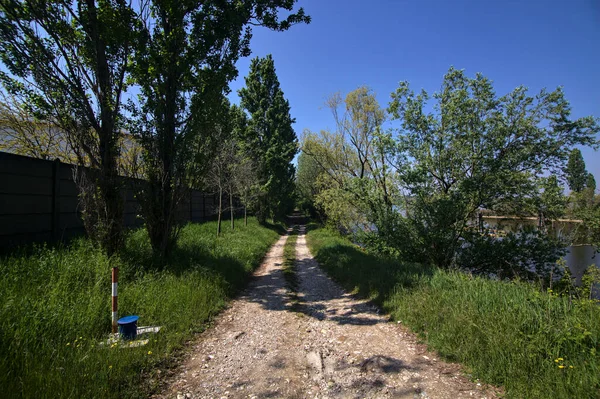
[157,227,497,399]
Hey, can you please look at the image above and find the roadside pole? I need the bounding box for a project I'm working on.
[112,267,118,334]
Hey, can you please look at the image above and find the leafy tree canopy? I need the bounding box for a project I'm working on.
[389,67,599,267]
[0,0,140,255]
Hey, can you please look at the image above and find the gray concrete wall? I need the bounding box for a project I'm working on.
[0,151,226,250]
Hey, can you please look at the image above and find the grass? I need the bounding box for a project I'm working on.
[0,218,281,399]
[306,226,600,399]
[281,225,299,292]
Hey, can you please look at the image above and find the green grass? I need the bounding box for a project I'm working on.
[306,226,600,399]
[0,218,281,399]
[282,226,298,292]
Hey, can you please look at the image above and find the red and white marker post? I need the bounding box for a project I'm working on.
[112,267,118,334]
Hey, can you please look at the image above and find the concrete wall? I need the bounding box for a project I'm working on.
[0,151,224,250]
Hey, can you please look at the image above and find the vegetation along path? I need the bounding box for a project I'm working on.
[158,227,497,399]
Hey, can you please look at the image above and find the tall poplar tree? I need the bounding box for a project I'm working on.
[239,54,297,222]
[566,149,588,193]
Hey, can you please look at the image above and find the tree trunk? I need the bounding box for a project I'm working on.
[217,186,222,237]
[144,12,184,260]
[230,192,234,230]
[244,206,247,226]
[83,0,124,256]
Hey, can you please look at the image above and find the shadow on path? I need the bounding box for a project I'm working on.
[242,225,385,326]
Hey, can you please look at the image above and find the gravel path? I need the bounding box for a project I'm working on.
[157,226,498,399]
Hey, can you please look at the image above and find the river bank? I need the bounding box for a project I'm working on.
[307,226,600,398]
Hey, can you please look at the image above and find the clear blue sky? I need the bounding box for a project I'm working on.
[228,0,600,182]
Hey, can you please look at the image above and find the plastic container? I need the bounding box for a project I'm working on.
[117,315,139,340]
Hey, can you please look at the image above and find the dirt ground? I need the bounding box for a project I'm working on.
[156,226,499,399]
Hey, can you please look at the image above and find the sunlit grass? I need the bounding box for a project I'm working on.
[306,226,600,399]
[0,218,281,399]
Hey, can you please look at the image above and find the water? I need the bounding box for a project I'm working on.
[481,217,599,284]
[564,244,598,286]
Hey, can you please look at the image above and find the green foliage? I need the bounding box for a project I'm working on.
[0,0,140,255]
[458,227,567,283]
[0,218,280,399]
[302,87,399,236]
[295,150,323,217]
[389,67,599,267]
[307,227,600,399]
[573,203,600,247]
[566,149,588,193]
[587,173,597,192]
[239,54,298,221]
[579,265,600,300]
[539,175,567,220]
[126,1,308,257]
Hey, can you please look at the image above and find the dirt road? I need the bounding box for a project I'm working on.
[157,226,497,399]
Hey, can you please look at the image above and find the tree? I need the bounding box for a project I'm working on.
[0,91,76,162]
[566,149,588,193]
[130,2,309,258]
[203,100,251,236]
[229,105,260,227]
[0,0,139,255]
[586,173,596,192]
[388,67,599,267]
[302,87,401,251]
[539,175,567,221]
[295,150,324,217]
[232,155,260,227]
[207,138,238,237]
[239,54,298,222]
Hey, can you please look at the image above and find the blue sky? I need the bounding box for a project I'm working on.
[228,0,600,182]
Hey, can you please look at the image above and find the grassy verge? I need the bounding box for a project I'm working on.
[0,218,281,399]
[306,226,600,398]
[282,225,298,292]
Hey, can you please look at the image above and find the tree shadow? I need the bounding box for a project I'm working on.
[291,252,385,325]
[118,225,258,296]
[309,238,435,309]
[240,267,290,311]
[240,230,405,326]
[259,220,288,236]
[357,355,412,373]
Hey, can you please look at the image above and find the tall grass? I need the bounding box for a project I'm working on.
[0,218,280,399]
[306,226,600,398]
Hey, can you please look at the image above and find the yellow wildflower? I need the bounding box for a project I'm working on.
[148,351,153,355]
[569,366,574,369]
[558,365,565,369]
[109,365,112,369]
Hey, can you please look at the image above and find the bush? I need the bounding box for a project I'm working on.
[458,227,568,283]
